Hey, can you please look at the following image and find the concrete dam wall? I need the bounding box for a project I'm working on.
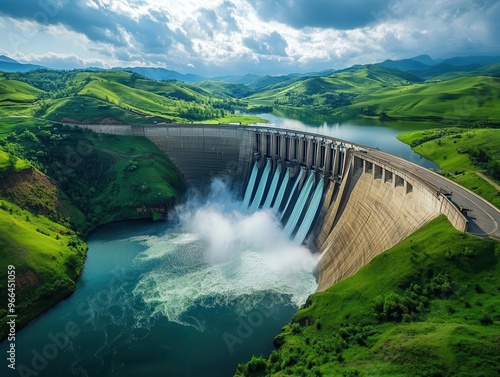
[74,123,468,291]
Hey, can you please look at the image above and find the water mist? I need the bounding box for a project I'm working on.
[133,179,319,329]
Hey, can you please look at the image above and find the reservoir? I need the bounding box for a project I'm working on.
[257,112,440,169]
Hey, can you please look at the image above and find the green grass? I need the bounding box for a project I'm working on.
[246,64,500,123]
[0,149,30,170]
[200,113,268,125]
[236,216,500,376]
[4,123,186,232]
[44,95,154,124]
[352,76,500,121]
[1,70,267,125]
[0,199,86,338]
[398,128,500,208]
[91,133,186,223]
[0,79,43,103]
[0,117,46,138]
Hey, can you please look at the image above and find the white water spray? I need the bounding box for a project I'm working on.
[133,179,319,330]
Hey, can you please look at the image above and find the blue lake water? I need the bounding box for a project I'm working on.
[257,112,440,169]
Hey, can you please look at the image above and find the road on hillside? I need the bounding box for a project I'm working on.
[358,149,500,239]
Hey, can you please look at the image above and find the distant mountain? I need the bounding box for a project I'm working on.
[0,55,19,64]
[408,63,483,79]
[377,58,430,72]
[409,54,443,66]
[0,55,46,73]
[373,55,500,80]
[212,73,263,85]
[440,56,500,67]
[112,67,207,82]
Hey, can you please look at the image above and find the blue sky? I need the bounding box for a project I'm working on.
[0,0,499,76]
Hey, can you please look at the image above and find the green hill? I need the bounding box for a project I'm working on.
[236,216,500,376]
[245,64,500,123]
[0,78,43,103]
[197,80,254,98]
[0,199,86,338]
[0,70,265,125]
[0,153,86,338]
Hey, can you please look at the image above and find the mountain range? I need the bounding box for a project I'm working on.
[2,54,500,86]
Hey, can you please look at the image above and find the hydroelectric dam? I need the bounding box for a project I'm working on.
[74,123,500,291]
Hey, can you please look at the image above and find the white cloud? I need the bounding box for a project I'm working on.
[0,0,498,75]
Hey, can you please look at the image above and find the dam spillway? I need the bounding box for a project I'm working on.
[72,123,489,291]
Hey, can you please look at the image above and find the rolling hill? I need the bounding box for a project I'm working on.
[0,70,264,124]
[245,63,500,122]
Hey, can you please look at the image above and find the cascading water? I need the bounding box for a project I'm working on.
[241,161,259,208]
[262,165,282,209]
[293,176,325,244]
[248,159,271,212]
[280,167,304,219]
[271,168,290,212]
[283,172,315,237]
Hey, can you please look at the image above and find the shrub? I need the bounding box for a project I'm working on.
[479,314,493,326]
[246,356,267,373]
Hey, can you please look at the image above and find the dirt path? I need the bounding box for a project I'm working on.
[476,172,500,191]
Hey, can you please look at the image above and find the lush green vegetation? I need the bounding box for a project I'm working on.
[1,122,185,233]
[398,128,500,208]
[235,216,500,376]
[0,70,265,124]
[246,64,500,123]
[0,199,86,337]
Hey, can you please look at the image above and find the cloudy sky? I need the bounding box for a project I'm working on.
[0,0,499,76]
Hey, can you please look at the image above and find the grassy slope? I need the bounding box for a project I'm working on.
[247,65,423,104]
[0,149,30,170]
[0,201,86,336]
[0,79,43,103]
[92,133,186,223]
[44,95,150,124]
[246,64,500,123]
[236,216,500,376]
[398,128,500,208]
[351,76,500,121]
[3,123,186,232]
[0,70,265,125]
[0,78,44,117]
